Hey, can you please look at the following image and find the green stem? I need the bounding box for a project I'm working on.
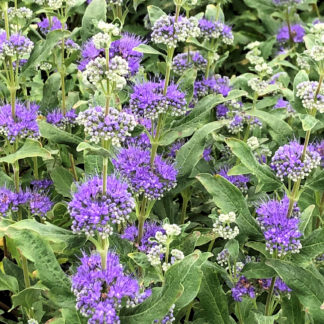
[69,153,78,181]
[180,196,189,224]
[207,238,216,252]
[99,237,109,270]
[317,192,324,229]
[33,157,39,180]
[101,140,111,195]
[20,252,31,288]
[265,277,276,316]
[236,302,244,324]
[60,35,66,116]
[184,301,193,322]
[137,199,147,245]
[285,7,294,45]
[3,2,10,39]
[105,48,111,115]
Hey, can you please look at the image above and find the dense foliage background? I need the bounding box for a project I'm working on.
[0,0,324,323]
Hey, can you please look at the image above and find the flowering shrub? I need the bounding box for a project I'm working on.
[0,0,323,323]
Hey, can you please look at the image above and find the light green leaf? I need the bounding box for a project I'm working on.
[241,262,276,279]
[38,120,82,145]
[133,44,165,56]
[196,173,261,238]
[226,138,282,191]
[298,114,319,131]
[176,120,228,178]
[147,5,166,25]
[81,0,106,40]
[247,110,292,137]
[299,205,315,234]
[11,287,44,310]
[0,272,19,293]
[281,294,305,324]
[50,166,74,198]
[196,262,231,324]
[177,69,197,104]
[0,139,51,164]
[77,142,111,157]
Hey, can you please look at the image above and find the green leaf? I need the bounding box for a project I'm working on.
[77,142,111,157]
[41,72,61,109]
[22,30,68,76]
[0,139,51,164]
[120,251,207,323]
[6,219,86,254]
[299,205,315,234]
[177,69,197,104]
[128,252,151,269]
[225,138,282,191]
[292,229,324,266]
[247,110,292,138]
[50,166,74,198]
[147,5,166,25]
[0,272,19,293]
[176,120,228,178]
[305,170,324,191]
[293,71,309,113]
[225,239,239,259]
[252,312,279,324]
[0,170,14,188]
[281,294,305,324]
[61,308,83,324]
[196,262,231,324]
[266,259,324,323]
[298,114,319,131]
[196,173,261,238]
[175,252,211,311]
[11,287,44,310]
[205,4,224,22]
[81,0,106,40]
[38,120,82,145]
[241,262,276,279]
[245,241,270,257]
[133,44,165,56]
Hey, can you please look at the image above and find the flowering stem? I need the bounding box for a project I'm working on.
[265,277,276,316]
[137,199,147,245]
[287,76,323,217]
[207,238,216,252]
[180,196,189,224]
[184,301,193,322]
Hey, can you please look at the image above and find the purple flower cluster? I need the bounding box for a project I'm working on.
[151,15,200,48]
[78,34,143,75]
[76,106,136,145]
[194,76,231,99]
[0,186,52,219]
[260,278,291,295]
[168,140,185,158]
[256,196,302,256]
[0,102,39,143]
[270,141,321,182]
[0,33,33,58]
[203,147,212,161]
[124,117,151,150]
[46,109,77,129]
[129,81,187,119]
[31,179,53,191]
[38,16,65,34]
[110,33,144,75]
[277,24,305,43]
[68,176,135,237]
[232,276,255,302]
[315,140,324,166]
[273,97,295,115]
[0,187,20,216]
[72,251,149,324]
[218,167,250,193]
[172,51,207,74]
[121,221,165,252]
[113,147,178,200]
[198,19,234,44]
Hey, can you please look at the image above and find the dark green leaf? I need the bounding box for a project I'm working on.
[50,166,74,198]
[0,272,19,293]
[196,173,261,238]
